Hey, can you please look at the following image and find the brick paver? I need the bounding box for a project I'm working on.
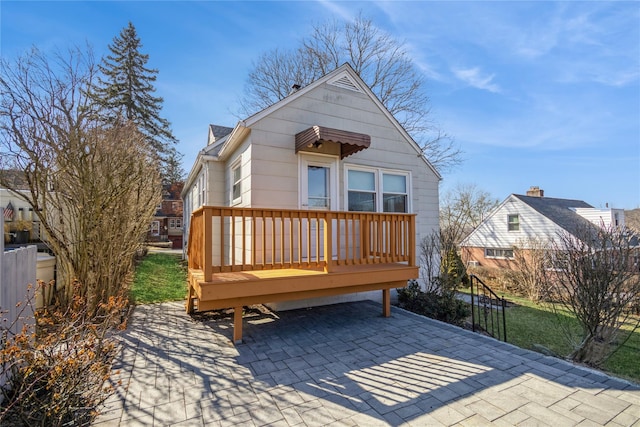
[93,301,640,426]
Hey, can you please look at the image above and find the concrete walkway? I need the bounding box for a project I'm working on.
[94,301,640,426]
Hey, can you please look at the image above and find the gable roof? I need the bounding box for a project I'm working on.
[216,63,441,180]
[459,193,599,248]
[184,63,443,196]
[513,194,594,234]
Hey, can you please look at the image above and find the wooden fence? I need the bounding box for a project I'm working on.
[1,215,36,396]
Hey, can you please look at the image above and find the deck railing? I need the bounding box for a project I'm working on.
[188,206,416,280]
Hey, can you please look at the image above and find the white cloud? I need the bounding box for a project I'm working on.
[315,0,355,22]
[452,67,501,93]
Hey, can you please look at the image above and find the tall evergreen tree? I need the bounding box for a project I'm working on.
[90,22,177,159]
[163,148,185,186]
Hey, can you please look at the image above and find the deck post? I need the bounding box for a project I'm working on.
[382,288,391,317]
[203,208,213,281]
[408,215,416,267]
[186,283,194,313]
[233,306,243,344]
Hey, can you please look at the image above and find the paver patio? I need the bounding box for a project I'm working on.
[94,300,640,426]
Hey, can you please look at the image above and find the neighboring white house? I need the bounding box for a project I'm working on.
[460,186,626,269]
[182,63,441,309]
[1,188,40,244]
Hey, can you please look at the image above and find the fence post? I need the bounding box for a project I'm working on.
[502,298,507,342]
[470,275,476,332]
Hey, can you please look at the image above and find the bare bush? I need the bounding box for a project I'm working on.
[466,265,519,294]
[0,281,125,426]
[400,230,469,326]
[542,223,640,366]
[512,237,551,302]
[0,47,161,314]
[418,231,440,292]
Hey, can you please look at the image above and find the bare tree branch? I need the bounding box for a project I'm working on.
[0,47,161,314]
[239,14,463,173]
[541,223,640,366]
[440,183,499,245]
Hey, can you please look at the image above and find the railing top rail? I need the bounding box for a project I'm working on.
[470,274,503,300]
[191,205,417,218]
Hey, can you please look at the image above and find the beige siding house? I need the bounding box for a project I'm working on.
[182,64,441,339]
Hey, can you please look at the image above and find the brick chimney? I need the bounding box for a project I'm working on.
[526,186,544,197]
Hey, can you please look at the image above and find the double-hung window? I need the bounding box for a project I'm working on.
[383,173,408,213]
[231,160,242,204]
[508,214,520,231]
[346,167,409,213]
[348,170,376,211]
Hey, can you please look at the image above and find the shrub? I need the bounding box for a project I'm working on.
[397,280,470,326]
[0,281,125,426]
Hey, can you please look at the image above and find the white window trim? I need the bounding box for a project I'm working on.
[200,172,206,207]
[507,214,520,231]
[484,247,514,259]
[168,218,182,229]
[344,165,412,213]
[150,220,160,236]
[298,153,339,210]
[231,157,242,206]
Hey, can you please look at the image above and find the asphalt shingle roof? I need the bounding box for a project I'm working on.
[513,194,594,234]
[209,124,233,141]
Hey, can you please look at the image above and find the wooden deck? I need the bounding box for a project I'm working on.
[186,206,418,343]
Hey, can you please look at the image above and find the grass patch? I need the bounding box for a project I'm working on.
[494,291,640,383]
[130,252,187,304]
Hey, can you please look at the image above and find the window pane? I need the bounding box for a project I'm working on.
[233,183,241,200]
[348,170,375,191]
[348,191,375,212]
[308,166,329,208]
[232,164,241,201]
[383,174,406,193]
[383,194,407,213]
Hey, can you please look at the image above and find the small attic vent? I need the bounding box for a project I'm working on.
[328,73,362,92]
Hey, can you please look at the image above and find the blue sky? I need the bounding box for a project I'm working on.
[2,1,639,209]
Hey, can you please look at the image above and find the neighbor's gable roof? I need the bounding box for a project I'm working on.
[217,63,442,180]
[513,194,594,234]
[460,193,596,247]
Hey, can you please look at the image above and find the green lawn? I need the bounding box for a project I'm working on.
[489,291,640,383]
[130,252,188,304]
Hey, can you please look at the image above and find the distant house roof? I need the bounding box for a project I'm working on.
[209,125,234,143]
[0,169,29,191]
[156,200,183,217]
[513,194,594,234]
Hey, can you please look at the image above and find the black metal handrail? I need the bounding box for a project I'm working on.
[470,274,507,342]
